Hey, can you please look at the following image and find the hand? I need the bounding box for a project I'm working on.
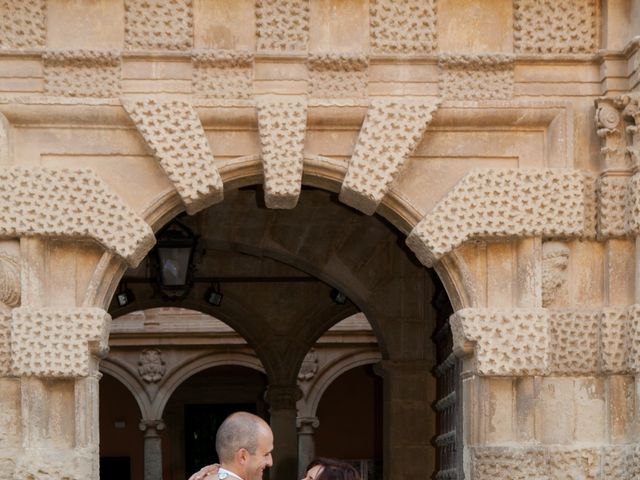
[188,464,220,480]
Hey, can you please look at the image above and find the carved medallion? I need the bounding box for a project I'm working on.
[298,349,319,381]
[138,348,166,383]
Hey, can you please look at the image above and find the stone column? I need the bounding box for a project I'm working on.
[374,360,433,480]
[296,416,319,478]
[139,419,165,480]
[266,384,301,480]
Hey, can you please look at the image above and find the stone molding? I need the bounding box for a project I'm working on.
[0,0,46,50]
[406,168,594,268]
[9,308,110,377]
[256,0,309,53]
[340,98,440,215]
[256,97,308,208]
[513,0,599,54]
[0,167,154,267]
[122,97,224,214]
[124,0,193,51]
[192,50,254,99]
[308,53,368,99]
[439,54,514,100]
[369,0,437,55]
[451,306,640,376]
[43,50,122,98]
[472,445,639,480]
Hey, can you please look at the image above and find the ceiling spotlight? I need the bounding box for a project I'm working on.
[205,284,223,306]
[330,288,347,305]
[116,284,135,308]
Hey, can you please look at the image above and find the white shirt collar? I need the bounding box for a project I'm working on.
[218,467,244,480]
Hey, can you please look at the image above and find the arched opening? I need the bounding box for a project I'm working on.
[102,186,456,480]
[99,373,145,480]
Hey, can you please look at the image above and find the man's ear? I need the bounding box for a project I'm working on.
[236,448,249,465]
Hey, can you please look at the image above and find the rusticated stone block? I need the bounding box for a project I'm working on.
[596,174,628,238]
[125,0,193,50]
[601,307,630,373]
[256,97,307,209]
[450,308,549,376]
[0,167,154,267]
[11,308,110,377]
[439,54,514,100]
[192,50,253,99]
[340,98,439,215]
[406,169,593,267]
[14,447,96,480]
[256,0,309,53]
[0,0,45,49]
[549,310,599,374]
[122,98,223,214]
[308,53,368,99]
[370,0,437,54]
[43,50,121,98]
[473,447,546,479]
[513,0,598,54]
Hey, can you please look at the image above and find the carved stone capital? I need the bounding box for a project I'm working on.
[139,419,166,434]
[296,416,320,433]
[265,384,302,411]
[595,97,628,170]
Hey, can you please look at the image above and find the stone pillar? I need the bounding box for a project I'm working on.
[266,384,301,480]
[139,419,165,480]
[296,416,319,478]
[374,360,433,480]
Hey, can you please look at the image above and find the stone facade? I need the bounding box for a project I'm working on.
[0,1,638,480]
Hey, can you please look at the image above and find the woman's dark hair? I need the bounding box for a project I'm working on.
[306,458,361,480]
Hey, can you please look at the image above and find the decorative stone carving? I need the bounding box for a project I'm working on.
[602,445,640,479]
[256,0,309,53]
[620,94,640,169]
[450,309,548,375]
[439,54,514,100]
[298,348,319,381]
[340,98,440,215]
[473,447,546,479]
[0,253,20,308]
[596,174,629,238]
[308,53,368,99]
[139,419,166,432]
[595,98,628,170]
[0,0,46,50]
[0,167,154,267]
[256,97,307,208]
[138,348,166,383]
[43,50,121,98]
[11,308,111,377]
[601,307,630,373]
[541,241,569,308]
[122,98,223,214]
[370,0,437,54]
[0,312,10,376]
[513,0,598,54]
[406,169,593,268]
[192,50,254,99]
[125,0,193,51]
[549,310,599,373]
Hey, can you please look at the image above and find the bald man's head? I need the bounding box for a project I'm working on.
[215,412,271,464]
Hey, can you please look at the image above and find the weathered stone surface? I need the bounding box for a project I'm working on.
[308,53,368,99]
[513,0,598,54]
[0,168,154,266]
[256,97,307,209]
[370,0,437,54]
[192,50,253,99]
[122,98,224,214]
[340,98,439,215]
[407,169,592,267]
[43,50,121,98]
[0,0,46,49]
[11,308,110,377]
[125,0,193,50]
[256,0,309,53]
[439,54,514,100]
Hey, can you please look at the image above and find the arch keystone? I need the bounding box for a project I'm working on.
[256,96,308,209]
[339,97,440,215]
[122,97,224,215]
